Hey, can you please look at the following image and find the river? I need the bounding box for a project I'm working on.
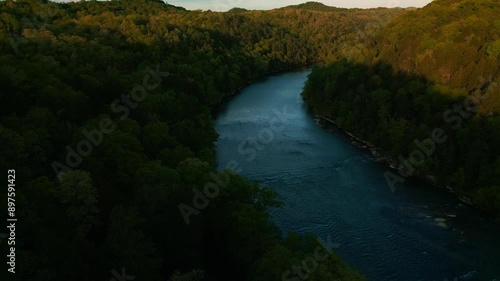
[215,68,500,281]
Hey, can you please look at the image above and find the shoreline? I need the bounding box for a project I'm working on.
[313,114,477,207]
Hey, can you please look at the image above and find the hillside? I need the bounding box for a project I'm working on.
[0,0,406,280]
[302,0,500,218]
[285,1,345,11]
[370,0,500,114]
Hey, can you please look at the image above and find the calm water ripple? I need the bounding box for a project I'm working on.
[215,68,500,281]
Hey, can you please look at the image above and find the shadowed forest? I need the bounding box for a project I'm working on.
[0,0,498,280]
[303,0,499,219]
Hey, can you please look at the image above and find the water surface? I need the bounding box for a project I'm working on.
[215,68,500,281]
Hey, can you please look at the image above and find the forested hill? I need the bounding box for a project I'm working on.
[369,0,500,112]
[285,1,345,11]
[302,0,500,219]
[0,0,405,280]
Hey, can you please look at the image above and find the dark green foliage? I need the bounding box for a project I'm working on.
[302,58,500,219]
[301,0,499,218]
[0,0,390,280]
[249,233,367,281]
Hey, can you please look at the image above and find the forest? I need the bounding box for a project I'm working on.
[2,0,498,279]
[0,0,410,280]
[302,0,500,219]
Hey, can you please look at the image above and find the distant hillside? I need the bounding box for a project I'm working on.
[369,0,500,113]
[286,1,345,11]
[228,7,249,13]
[302,0,500,219]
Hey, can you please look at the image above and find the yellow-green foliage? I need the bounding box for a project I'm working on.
[302,0,500,217]
[370,0,499,106]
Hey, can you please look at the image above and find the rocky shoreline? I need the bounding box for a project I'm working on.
[314,115,399,166]
[313,114,476,207]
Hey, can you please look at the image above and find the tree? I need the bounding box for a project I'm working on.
[106,205,161,280]
[55,170,100,237]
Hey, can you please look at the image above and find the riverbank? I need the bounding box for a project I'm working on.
[215,68,500,280]
[313,114,478,208]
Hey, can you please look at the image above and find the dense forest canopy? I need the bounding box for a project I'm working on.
[0,0,409,280]
[2,0,498,279]
[371,0,500,108]
[302,0,500,219]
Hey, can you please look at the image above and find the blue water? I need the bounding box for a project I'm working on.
[215,68,500,281]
